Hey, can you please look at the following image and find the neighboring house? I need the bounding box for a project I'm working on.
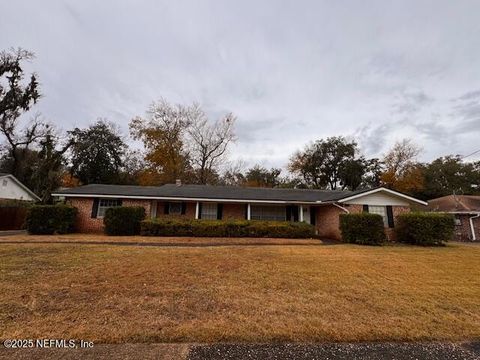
[0,173,40,202]
[427,195,480,241]
[53,183,426,240]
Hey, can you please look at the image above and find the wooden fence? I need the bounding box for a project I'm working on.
[0,206,28,230]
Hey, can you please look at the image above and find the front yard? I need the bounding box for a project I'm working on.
[0,238,479,343]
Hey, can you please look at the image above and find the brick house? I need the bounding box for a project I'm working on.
[52,184,426,240]
[427,195,480,242]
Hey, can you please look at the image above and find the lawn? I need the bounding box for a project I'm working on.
[0,240,479,343]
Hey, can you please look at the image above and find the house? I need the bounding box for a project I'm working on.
[0,173,40,202]
[427,195,480,241]
[52,183,426,240]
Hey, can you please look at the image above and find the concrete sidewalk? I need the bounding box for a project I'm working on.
[1,342,479,360]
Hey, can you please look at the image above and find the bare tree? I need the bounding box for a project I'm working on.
[187,104,236,184]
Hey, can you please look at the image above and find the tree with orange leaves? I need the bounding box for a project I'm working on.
[381,139,424,194]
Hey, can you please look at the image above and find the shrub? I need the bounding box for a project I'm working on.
[339,213,386,245]
[396,212,454,246]
[26,205,77,234]
[104,206,146,235]
[140,219,315,238]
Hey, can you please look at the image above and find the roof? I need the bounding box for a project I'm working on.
[428,195,480,213]
[53,183,355,203]
[52,183,426,205]
[0,173,40,201]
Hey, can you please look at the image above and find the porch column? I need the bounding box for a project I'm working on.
[299,205,304,222]
[195,202,199,219]
[247,203,251,220]
[150,200,157,218]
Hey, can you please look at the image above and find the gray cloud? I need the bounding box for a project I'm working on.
[1,0,480,169]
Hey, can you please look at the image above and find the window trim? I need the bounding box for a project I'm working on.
[97,198,122,218]
[367,205,388,226]
[168,202,183,215]
[200,202,218,220]
[250,205,287,222]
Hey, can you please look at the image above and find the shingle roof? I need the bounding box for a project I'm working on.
[428,195,480,213]
[0,173,10,177]
[53,183,367,203]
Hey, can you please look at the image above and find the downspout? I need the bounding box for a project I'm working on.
[333,203,350,214]
[469,213,480,241]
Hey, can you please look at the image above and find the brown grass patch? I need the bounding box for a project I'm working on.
[0,242,479,343]
[0,233,321,246]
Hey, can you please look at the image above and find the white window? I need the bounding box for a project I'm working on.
[368,205,388,226]
[97,199,122,218]
[251,205,286,221]
[201,203,218,220]
[2,179,7,187]
[454,217,462,226]
[168,202,182,215]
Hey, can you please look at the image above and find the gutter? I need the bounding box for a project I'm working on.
[332,203,350,214]
[469,213,480,241]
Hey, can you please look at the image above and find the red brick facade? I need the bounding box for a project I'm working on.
[67,198,152,233]
[314,204,410,241]
[453,214,480,241]
[67,197,411,240]
[222,203,246,220]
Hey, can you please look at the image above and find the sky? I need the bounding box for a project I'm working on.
[2,0,480,170]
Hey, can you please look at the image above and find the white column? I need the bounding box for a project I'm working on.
[299,205,304,222]
[247,203,251,220]
[195,202,199,219]
[151,201,157,218]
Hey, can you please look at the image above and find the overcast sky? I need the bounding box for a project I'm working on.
[2,0,480,169]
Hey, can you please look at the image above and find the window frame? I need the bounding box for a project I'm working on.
[200,202,218,220]
[368,205,388,226]
[97,198,122,218]
[250,205,286,221]
[168,202,182,215]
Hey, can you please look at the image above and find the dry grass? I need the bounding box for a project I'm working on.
[0,233,321,246]
[0,241,479,343]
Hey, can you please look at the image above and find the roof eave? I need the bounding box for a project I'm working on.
[336,187,428,206]
[51,192,321,204]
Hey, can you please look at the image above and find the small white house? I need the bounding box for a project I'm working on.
[0,173,40,202]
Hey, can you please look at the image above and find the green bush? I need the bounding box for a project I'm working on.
[396,212,454,246]
[339,213,386,245]
[104,206,146,235]
[140,219,315,238]
[26,205,77,234]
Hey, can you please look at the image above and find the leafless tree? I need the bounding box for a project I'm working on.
[186,104,236,184]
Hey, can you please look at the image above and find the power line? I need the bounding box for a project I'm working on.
[460,148,480,160]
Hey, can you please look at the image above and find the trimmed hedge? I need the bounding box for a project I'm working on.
[339,213,386,245]
[26,205,77,234]
[140,219,315,238]
[104,206,146,235]
[396,212,454,246]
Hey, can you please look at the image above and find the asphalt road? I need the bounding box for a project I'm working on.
[188,342,480,360]
[1,342,479,360]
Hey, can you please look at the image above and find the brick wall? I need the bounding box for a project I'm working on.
[67,197,152,233]
[454,214,480,241]
[222,203,246,220]
[314,204,410,241]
